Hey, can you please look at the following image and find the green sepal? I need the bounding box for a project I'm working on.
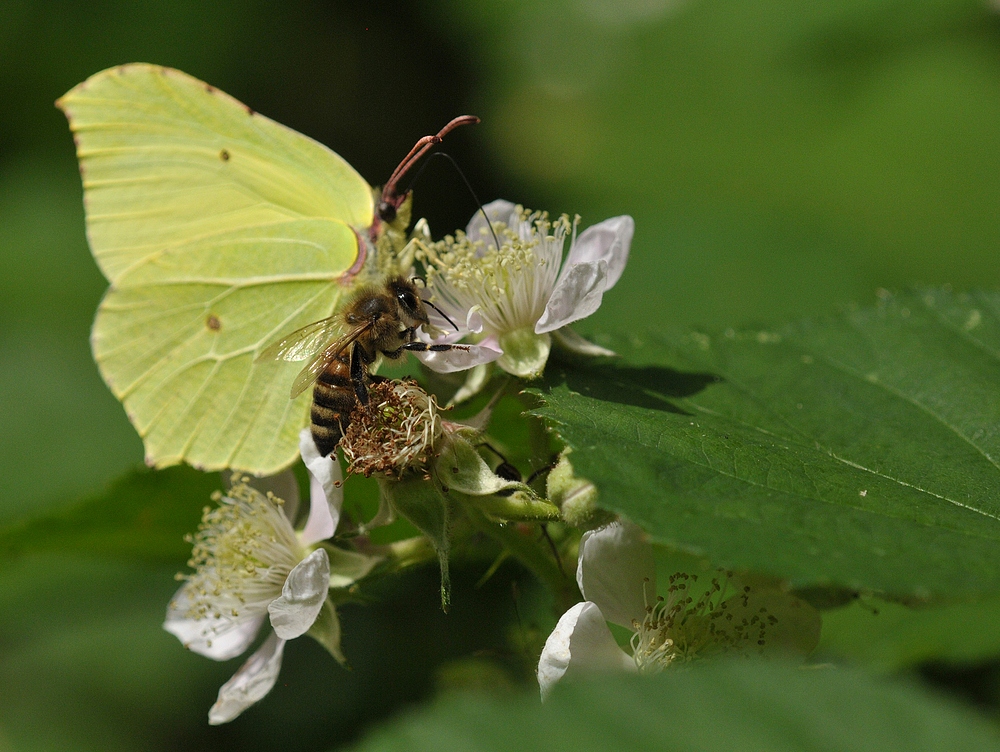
[307,599,347,666]
[380,476,453,611]
[322,543,382,589]
[471,490,561,522]
[433,437,560,522]
[449,362,493,405]
[433,435,517,497]
[547,450,614,530]
[497,328,551,378]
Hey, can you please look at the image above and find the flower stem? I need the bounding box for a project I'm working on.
[464,507,579,607]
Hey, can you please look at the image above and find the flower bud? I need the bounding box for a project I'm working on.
[547,450,613,529]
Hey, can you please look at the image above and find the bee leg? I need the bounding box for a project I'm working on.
[478,442,522,482]
[350,341,370,405]
[401,342,466,353]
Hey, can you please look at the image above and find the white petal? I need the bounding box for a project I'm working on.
[537,601,635,701]
[163,583,264,660]
[535,260,608,334]
[464,306,485,334]
[299,429,343,545]
[418,291,478,341]
[577,521,655,629]
[208,632,286,725]
[552,327,617,357]
[414,338,502,374]
[564,215,633,290]
[267,549,330,640]
[416,306,484,346]
[466,199,519,251]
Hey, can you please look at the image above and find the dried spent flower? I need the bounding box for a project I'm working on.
[340,380,443,478]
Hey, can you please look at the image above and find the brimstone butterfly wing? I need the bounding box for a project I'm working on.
[58,64,397,474]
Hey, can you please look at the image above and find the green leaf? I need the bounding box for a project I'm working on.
[534,289,1000,598]
[349,661,1000,751]
[818,594,1000,671]
[0,466,220,564]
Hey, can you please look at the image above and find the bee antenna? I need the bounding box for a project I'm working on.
[424,299,460,332]
[380,116,480,218]
[410,275,460,332]
[404,150,502,253]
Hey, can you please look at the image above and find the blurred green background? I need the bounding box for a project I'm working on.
[4,0,1000,749]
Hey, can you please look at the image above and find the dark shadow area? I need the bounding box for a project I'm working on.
[783,1,993,84]
[919,659,1000,715]
[792,585,860,611]
[544,356,721,414]
[164,561,537,752]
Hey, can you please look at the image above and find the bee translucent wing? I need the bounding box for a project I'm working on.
[257,316,343,363]
[59,65,376,474]
[288,323,372,398]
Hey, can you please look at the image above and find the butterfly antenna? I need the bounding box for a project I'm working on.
[406,150,503,253]
[379,115,480,221]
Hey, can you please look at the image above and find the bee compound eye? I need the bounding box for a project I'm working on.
[397,290,418,310]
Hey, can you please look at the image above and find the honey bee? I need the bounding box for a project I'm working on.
[257,276,462,456]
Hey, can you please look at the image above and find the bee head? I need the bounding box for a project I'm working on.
[386,277,428,326]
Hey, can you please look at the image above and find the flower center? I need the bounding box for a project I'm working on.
[629,572,775,673]
[419,209,571,336]
[178,482,304,624]
[341,380,443,477]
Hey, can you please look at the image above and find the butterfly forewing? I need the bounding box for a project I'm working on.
[60,64,376,474]
[58,64,374,283]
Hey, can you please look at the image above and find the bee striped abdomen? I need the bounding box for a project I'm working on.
[311,352,356,456]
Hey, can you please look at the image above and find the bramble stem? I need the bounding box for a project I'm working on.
[464,507,579,607]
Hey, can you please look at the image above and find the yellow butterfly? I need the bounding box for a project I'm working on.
[58,63,475,475]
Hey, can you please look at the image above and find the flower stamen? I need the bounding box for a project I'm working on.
[418,209,571,337]
[629,570,774,673]
[171,483,304,639]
